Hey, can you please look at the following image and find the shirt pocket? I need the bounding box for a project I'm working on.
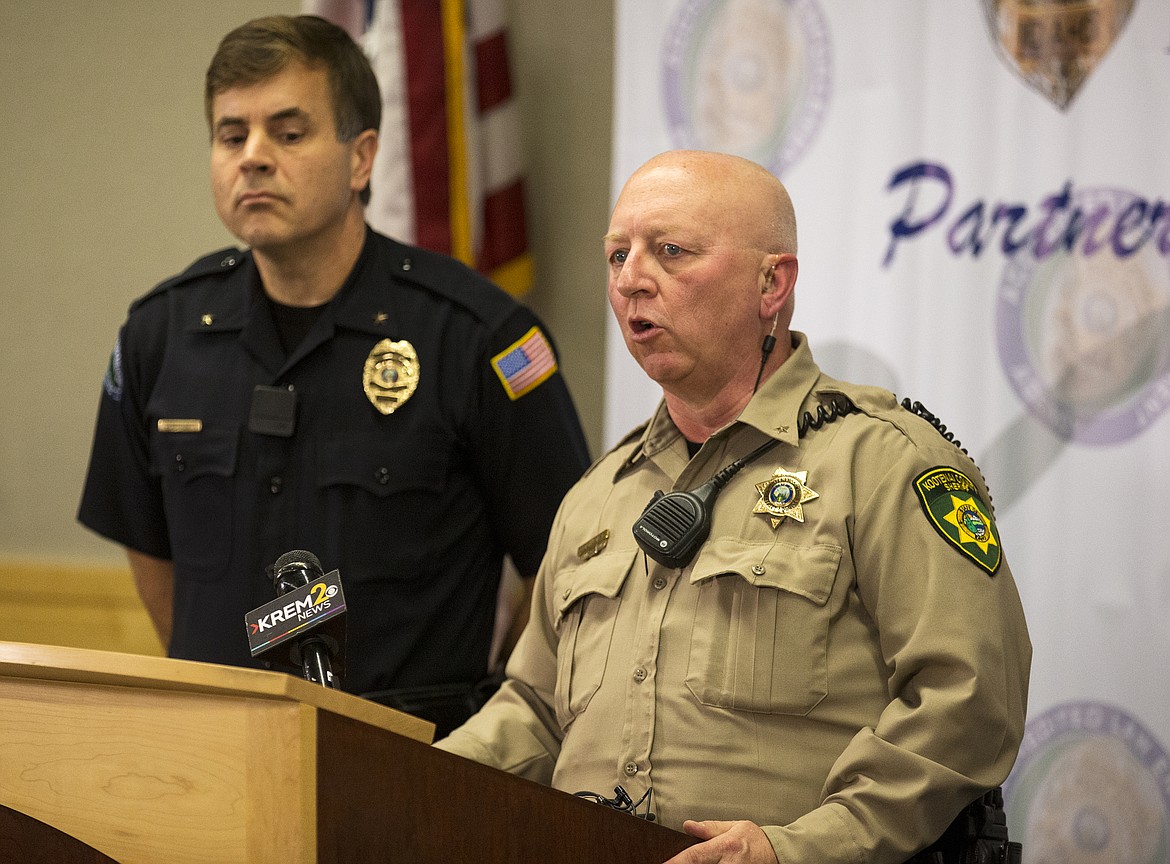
[316,435,449,579]
[150,427,239,582]
[685,537,842,716]
[552,549,636,730]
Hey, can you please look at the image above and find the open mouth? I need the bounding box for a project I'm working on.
[632,317,656,332]
[628,317,661,342]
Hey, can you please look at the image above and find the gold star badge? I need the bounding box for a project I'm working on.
[753,467,819,529]
[943,495,999,556]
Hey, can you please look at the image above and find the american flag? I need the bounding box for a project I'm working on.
[491,326,557,400]
[305,0,532,295]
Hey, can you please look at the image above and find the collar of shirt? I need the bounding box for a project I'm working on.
[628,330,821,464]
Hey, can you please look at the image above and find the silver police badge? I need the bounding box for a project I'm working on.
[981,0,1134,110]
[363,338,419,415]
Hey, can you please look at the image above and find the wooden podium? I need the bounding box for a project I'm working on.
[0,642,695,863]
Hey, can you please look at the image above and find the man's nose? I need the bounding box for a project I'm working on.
[239,133,274,173]
[613,249,657,297]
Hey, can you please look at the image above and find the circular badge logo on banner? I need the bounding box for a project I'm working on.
[995,187,1170,445]
[1005,701,1170,864]
[662,0,831,177]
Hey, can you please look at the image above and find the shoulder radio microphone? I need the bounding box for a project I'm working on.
[244,549,347,689]
[633,439,779,569]
[632,396,857,570]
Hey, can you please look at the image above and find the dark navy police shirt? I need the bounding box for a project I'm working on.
[79,228,590,697]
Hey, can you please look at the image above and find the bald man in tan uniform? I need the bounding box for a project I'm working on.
[436,151,1031,864]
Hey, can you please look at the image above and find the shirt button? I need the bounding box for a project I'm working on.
[269,476,283,495]
[624,762,639,776]
[174,454,185,473]
[652,575,667,590]
[375,466,391,485]
[562,588,571,600]
[633,666,647,683]
[752,564,766,576]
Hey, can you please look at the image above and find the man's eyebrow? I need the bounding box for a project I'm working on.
[213,107,309,133]
[603,226,687,244]
[266,107,310,124]
[213,116,247,134]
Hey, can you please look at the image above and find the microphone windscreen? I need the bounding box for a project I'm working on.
[274,549,323,574]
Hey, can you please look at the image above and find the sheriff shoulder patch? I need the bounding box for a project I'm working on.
[491,326,557,400]
[913,466,1002,575]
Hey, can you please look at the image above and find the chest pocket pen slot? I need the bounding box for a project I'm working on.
[552,549,636,730]
[685,539,841,716]
[150,427,239,583]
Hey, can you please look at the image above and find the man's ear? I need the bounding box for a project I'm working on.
[351,128,379,193]
[760,253,797,320]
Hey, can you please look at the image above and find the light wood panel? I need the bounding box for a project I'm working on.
[0,562,163,656]
[0,642,433,863]
[0,677,311,864]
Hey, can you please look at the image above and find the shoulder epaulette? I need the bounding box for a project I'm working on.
[603,421,651,482]
[894,396,969,455]
[380,235,519,329]
[130,247,245,312]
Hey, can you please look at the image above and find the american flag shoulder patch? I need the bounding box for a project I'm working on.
[490,326,557,400]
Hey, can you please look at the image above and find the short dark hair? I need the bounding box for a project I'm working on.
[205,15,381,201]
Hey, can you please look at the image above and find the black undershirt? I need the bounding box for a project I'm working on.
[267,294,328,355]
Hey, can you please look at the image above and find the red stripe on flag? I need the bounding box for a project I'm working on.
[475,30,512,113]
[507,340,553,392]
[478,178,527,273]
[400,0,452,255]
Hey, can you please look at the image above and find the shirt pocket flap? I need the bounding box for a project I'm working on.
[150,427,238,482]
[554,548,638,624]
[689,537,842,606]
[317,437,448,497]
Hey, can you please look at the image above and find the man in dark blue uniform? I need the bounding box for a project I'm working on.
[77,15,589,735]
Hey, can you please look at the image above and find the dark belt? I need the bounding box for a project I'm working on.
[361,672,504,739]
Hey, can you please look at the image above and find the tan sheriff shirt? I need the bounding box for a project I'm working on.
[438,333,1031,864]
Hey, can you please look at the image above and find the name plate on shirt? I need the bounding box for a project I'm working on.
[157,419,202,433]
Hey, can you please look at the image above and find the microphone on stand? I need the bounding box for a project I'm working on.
[271,550,337,689]
[245,549,347,689]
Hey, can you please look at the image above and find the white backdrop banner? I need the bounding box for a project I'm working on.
[610,1,1170,859]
